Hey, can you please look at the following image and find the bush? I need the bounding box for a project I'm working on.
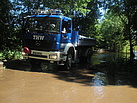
[99,58,137,75]
[1,50,22,60]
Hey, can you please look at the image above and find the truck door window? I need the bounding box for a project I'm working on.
[62,20,71,33]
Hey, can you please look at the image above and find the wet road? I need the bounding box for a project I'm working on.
[0,53,137,103]
[1,68,137,103]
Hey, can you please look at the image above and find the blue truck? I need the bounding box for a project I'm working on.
[22,9,96,70]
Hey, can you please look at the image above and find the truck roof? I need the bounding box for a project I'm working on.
[27,15,72,21]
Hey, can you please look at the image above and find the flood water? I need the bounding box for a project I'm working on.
[0,52,137,103]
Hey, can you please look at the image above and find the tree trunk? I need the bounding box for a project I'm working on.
[129,35,135,59]
[127,18,135,59]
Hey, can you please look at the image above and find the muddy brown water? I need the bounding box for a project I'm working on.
[1,53,137,103]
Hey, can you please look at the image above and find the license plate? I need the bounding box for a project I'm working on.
[32,52,42,55]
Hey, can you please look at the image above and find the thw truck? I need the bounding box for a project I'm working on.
[22,9,96,70]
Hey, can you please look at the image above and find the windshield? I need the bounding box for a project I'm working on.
[25,17,60,34]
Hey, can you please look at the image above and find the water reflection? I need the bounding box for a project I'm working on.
[91,52,115,65]
[92,72,108,86]
[93,86,105,100]
[92,72,107,100]
[134,51,137,59]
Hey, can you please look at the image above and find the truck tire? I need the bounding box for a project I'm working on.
[64,52,73,70]
[86,49,92,63]
[79,49,92,63]
[30,59,41,71]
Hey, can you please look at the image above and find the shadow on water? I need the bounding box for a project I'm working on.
[3,51,137,88]
[4,60,96,86]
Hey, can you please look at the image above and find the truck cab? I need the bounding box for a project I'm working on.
[22,9,96,70]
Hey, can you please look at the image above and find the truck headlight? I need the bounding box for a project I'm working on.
[49,54,57,59]
[22,52,26,56]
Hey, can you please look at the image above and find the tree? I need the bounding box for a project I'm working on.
[107,0,137,59]
[95,11,125,51]
[0,0,21,59]
[72,0,98,37]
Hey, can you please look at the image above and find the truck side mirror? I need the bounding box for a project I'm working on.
[76,26,80,31]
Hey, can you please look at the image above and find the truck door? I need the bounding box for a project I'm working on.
[61,19,72,43]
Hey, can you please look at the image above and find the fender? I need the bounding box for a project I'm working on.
[63,43,75,54]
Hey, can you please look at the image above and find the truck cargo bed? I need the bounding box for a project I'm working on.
[77,35,96,47]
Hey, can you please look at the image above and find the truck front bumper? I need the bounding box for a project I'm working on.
[22,50,67,62]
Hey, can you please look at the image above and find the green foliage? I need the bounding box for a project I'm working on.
[2,50,22,60]
[106,0,137,58]
[95,12,125,51]
[0,0,22,60]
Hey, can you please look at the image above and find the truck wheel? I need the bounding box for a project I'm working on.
[64,52,72,70]
[30,59,41,71]
[79,49,92,63]
[86,50,92,63]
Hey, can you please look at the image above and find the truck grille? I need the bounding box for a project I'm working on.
[29,54,48,58]
[24,39,56,51]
